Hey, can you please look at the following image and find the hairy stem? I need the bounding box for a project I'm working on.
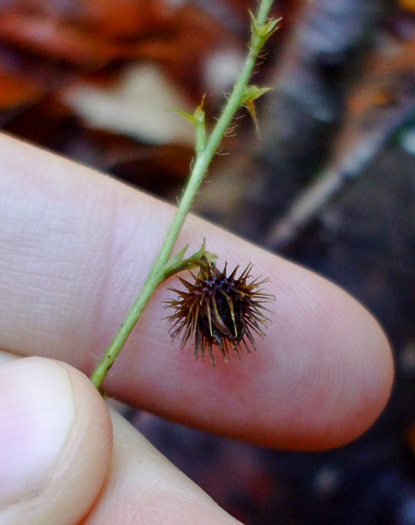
[90,0,277,390]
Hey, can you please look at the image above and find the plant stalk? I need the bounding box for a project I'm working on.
[90,0,277,390]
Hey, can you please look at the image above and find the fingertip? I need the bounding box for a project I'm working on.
[281,277,395,450]
[323,297,394,448]
[0,357,112,524]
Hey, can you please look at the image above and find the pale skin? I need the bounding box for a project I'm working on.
[0,133,393,524]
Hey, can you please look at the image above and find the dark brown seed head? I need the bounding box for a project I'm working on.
[165,257,275,365]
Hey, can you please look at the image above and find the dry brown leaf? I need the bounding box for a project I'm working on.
[0,71,44,108]
[0,12,119,65]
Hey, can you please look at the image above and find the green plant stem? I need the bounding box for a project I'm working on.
[90,0,277,390]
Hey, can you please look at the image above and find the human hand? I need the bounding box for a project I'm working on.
[0,134,393,524]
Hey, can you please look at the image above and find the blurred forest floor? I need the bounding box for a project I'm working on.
[1,1,415,524]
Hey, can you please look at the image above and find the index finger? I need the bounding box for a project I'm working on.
[0,133,393,449]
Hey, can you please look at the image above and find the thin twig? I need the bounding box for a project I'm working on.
[90,0,279,390]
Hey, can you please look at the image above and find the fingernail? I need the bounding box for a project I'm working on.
[0,357,75,506]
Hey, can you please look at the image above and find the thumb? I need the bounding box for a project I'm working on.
[0,357,112,525]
